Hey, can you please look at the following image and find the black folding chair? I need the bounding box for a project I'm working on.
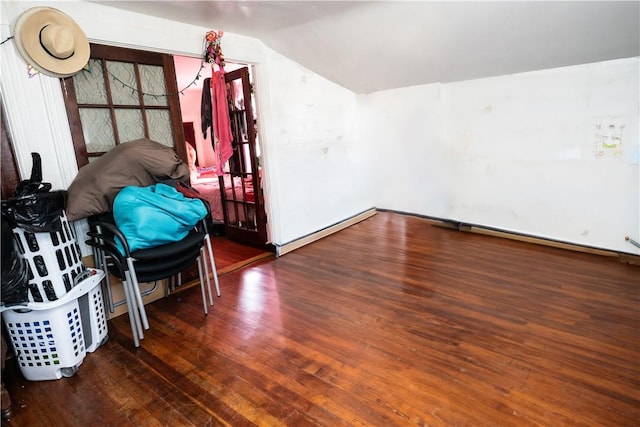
[86,213,219,347]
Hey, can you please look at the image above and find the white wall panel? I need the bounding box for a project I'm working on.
[358,83,449,218]
[362,58,639,254]
[263,51,370,244]
[443,58,638,253]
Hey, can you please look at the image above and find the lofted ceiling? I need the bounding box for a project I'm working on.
[90,1,639,94]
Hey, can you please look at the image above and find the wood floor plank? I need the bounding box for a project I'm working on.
[3,212,638,426]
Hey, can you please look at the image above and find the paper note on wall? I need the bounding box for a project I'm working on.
[593,119,624,158]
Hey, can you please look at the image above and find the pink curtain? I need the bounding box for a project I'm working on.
[210,68,233,176]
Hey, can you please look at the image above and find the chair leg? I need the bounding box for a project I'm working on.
[204,234,221,298]
[201,247,214,307]
[126,258,150,331]
[102,268,115,314]
[93,248,115,313]
[197,255,208,315]
[123,270,145,343]
[122,273,142,347]
[164,277,170,298]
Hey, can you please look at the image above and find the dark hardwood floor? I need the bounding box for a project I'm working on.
[2,212,639,426]
[209,235,274,276]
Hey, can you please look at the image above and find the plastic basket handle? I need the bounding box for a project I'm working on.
[0,269,105,313]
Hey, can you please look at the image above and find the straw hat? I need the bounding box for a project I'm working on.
[13,7,90,78]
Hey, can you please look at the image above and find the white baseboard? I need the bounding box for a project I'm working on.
[276,208,377,256]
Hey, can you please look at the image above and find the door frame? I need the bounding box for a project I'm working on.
[218,67,269,249]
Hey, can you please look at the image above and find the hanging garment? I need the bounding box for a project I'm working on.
[200,77,213,138]
[211,68,233,176]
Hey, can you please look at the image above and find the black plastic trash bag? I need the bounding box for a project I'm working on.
[1,213,30,305]
[1,153,67,233]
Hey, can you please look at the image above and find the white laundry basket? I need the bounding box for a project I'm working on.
[12,211,84,302]
[1,269,106,381]
[78,277,109,353]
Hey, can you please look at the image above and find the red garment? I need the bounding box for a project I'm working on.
[211,68,233,176]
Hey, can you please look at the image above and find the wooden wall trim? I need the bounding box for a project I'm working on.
[276,208,377,256]
[379,208,640,265]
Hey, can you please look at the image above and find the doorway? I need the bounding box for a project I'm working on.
[55,43,272,280]
[173,55,273,272]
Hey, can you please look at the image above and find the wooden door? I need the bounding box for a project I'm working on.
[1,101,21,199]
[61,44,186,168]
[183,122,197,166]
[219,67,268,249]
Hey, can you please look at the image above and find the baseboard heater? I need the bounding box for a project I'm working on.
[275,208,377,256]
[378,209,640,265]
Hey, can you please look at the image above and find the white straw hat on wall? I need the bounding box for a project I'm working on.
[13,7,90,78]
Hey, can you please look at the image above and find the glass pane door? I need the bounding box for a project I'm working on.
[219,67,268,248]
[62,44,185,167]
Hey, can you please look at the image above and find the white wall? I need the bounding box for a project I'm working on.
[0,0,370,250]
[363,58,639,254]
[2,1,637,256]
[358,83,450,218]
[262,51,370,244]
